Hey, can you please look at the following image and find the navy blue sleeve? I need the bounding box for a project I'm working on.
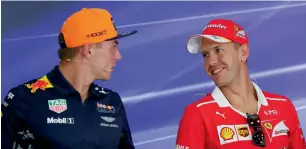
[1,87,32,149]
[116,93,135,149]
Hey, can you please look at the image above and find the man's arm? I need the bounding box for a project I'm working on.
[1,87,28,149]
[118,106,135,149]
[287,99,306,149]
[176,105,206,149]
[115,93,135,149]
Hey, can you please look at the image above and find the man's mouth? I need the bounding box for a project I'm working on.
[211,67,225,75]
[110,65,116,71]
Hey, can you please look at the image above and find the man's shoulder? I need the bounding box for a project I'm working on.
[92,84,117,94]
[263,91,292,103]
[6,78,40,96]
[184,93,216,111]
[262,91,296,109]
[91,84,122,100]
[179,93,217,121]
[3,77,44,108]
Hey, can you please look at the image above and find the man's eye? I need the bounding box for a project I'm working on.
[216,48,223,52]
[202,53,208,58]
[110,43,117,49]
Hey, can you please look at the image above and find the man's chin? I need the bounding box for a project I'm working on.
[96,75,111,81]
[101,77,111,81]
[213,80,227,88]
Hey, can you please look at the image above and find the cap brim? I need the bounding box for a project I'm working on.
[187,34,231,54]
[106,30,137,41]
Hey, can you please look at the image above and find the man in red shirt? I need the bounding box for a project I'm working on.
[175,19,306,149]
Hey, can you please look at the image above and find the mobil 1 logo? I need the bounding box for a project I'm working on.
[47,117,74,124]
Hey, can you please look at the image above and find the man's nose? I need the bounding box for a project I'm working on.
[114,49,122,60]
[207,53,218,66]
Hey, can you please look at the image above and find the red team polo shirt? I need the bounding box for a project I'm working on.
[176,82,306,149]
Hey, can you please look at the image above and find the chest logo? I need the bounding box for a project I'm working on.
[216,111,226,119]
[237,126,250,137]
[262,120,289,142]
[48,99,67,114]
[217,124,252,145]
[101,116,115,123]
[26,75,54,93]
[220,127,235,140]
[97,102,115,113]
[264,122,273,129]
[217,125,238,145]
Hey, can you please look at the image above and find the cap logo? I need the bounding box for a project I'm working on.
[204,24,227,30]
[86,30,107,38]
[236,30,246,39]
[234,25,239,32]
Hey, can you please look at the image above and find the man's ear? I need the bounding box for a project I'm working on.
[240,44,249,63]
[82,43,93,59]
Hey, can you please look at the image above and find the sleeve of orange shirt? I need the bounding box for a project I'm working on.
[286,98,306,149]
[175,104,206,149]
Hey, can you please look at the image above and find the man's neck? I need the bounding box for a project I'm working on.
[220,67,258,113]
[58,62,94,103]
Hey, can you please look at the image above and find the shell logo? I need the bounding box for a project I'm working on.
[237,127,250,137]
[220,127,235,140]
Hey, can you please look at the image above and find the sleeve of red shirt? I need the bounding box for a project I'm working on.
[286,98,306,149]
[175,104,206,149]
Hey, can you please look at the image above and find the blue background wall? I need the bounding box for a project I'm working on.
[2,1,306,148]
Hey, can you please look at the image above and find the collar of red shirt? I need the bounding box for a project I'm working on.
[211,82,269,108]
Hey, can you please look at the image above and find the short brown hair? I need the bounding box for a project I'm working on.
[57,43,104,60]
[57,47,80,60]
